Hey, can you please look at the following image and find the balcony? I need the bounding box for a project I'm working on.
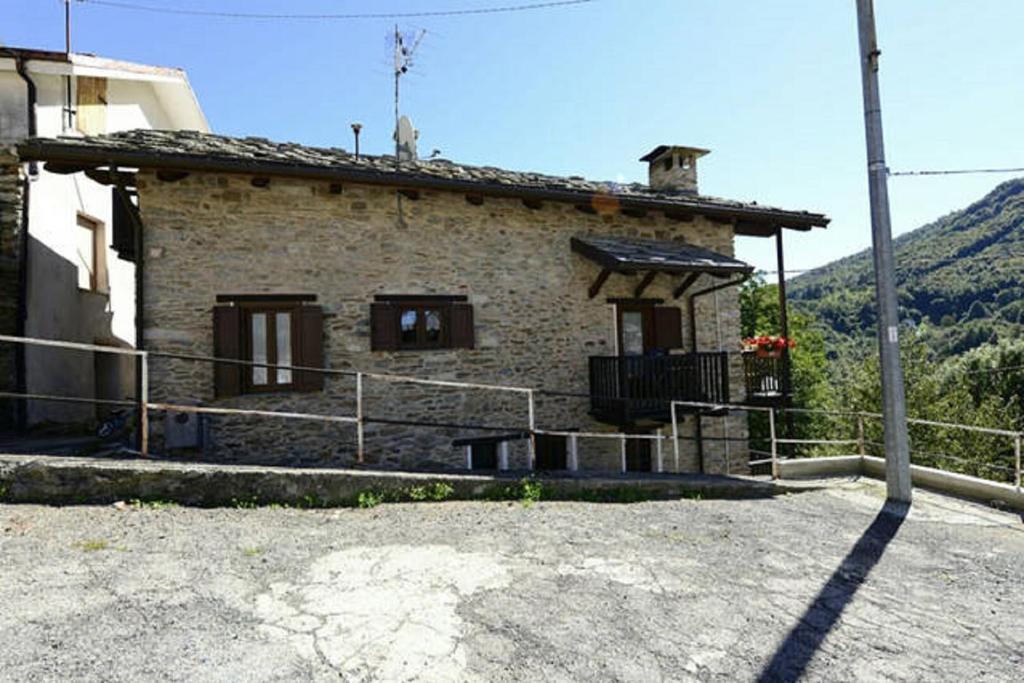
[742,351,787,404]
[588,352,730,425]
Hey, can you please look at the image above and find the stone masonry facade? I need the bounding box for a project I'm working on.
[138,171,749,473]
[0,151,24,431]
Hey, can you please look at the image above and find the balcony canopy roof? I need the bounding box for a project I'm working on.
[571,235,753,276]
[571,235,754,300]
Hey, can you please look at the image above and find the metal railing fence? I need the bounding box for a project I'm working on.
[5,333,1020,490]
[0,334,673,473]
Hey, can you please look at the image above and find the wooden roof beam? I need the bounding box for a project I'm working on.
[633,271,657,298]
[588,268,612,299]
[673,272,701,299]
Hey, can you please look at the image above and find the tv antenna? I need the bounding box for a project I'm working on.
[393,25,426,167]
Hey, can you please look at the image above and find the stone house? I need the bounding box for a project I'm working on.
[17,130,828,473]
[0,47,206,432]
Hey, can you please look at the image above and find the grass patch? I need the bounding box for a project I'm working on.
[241,546,263,557]
[77,539,109,552]
[128,498,178,510]
[356,482,457,509]
[167,478,713,511]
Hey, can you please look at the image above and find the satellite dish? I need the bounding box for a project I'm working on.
[395,115,418,161]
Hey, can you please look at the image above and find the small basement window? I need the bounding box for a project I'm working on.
[371,295,475,352]
[469,442,498,470]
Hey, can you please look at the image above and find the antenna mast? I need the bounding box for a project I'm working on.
[393,25,426,168]
[65,0,72,54]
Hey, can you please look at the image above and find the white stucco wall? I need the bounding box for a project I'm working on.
[1,54,207,425]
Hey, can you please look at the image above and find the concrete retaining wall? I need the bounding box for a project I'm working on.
[0,454,784,508]
[779,454,1024,511]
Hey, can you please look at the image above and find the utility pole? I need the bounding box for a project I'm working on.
[855,0,912,503]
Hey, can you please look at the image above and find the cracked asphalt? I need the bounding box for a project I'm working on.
[1,478,1022,682]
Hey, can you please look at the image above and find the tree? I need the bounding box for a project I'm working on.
[740,275,836,456]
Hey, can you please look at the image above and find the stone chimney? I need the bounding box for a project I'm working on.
[640,145,710,194]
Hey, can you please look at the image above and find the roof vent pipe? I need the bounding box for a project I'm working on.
[351,122,362,159]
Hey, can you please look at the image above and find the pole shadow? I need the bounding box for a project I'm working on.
[757,500,909,682]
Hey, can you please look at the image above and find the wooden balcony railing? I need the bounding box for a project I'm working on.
[588,352,730,425]
[742,351,786,402]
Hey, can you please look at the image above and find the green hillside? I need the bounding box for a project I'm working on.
[789,177,1024,359]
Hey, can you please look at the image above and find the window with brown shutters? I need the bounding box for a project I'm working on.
[615,302,683,354]
[370,295,474,352]
[212,296,323,396]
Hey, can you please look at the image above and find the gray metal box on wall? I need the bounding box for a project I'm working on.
[164,402,206,450]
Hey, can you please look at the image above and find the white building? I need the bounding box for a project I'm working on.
[0,47,207,427]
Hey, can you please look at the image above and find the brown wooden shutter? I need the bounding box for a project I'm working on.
[370,303,398,351]
[213,305,243,398]
[450,303,475,349]
[111,187,138,262]
[653,306,683,350]
[295,305,324,391]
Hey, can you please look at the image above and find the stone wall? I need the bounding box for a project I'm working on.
[137,172,749,473]
[0,151,24,431]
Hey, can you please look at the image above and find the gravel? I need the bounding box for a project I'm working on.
[0,477,1021,682]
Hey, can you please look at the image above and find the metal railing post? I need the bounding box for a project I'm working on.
[527,389,536,470]
[655,428,663,473]
[769,406,778,480]
[620,435,627,474]
[498,441,509,471]
[857,414,866,456]
[139,351,149,456]
[465,445,473,470]
[568,434,578,472]
[1016,435,1022,493]
[671,401,680,473]
[356,372,365,463]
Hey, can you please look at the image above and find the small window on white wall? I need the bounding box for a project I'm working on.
[75,215,107,293]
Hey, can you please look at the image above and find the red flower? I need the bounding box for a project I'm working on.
[742,335,795,352]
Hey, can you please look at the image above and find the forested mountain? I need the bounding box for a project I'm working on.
[789,177,1024,359]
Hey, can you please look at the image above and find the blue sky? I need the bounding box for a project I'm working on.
[5,0,1023,275]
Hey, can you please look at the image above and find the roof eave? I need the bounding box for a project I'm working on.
[15,140,830,231]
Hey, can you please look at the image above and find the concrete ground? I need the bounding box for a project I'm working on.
[0,478,1021,682]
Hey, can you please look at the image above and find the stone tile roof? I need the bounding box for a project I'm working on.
[570,235,753,274]
[17,129,829,229]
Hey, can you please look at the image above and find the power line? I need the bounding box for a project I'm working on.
[76,0,598,20]
[759,252,1024,275]
[890,167,1024,177]
[953,363,1024,376]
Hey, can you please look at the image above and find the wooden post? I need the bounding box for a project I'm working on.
[776,228,796,457]
[356,372,365,463]
[139,351,149,456]
[775,229,791,397]
[1016,435,1021,493]
[527,390,536,470]
[857,414,866,456]
[568,434,579,471]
